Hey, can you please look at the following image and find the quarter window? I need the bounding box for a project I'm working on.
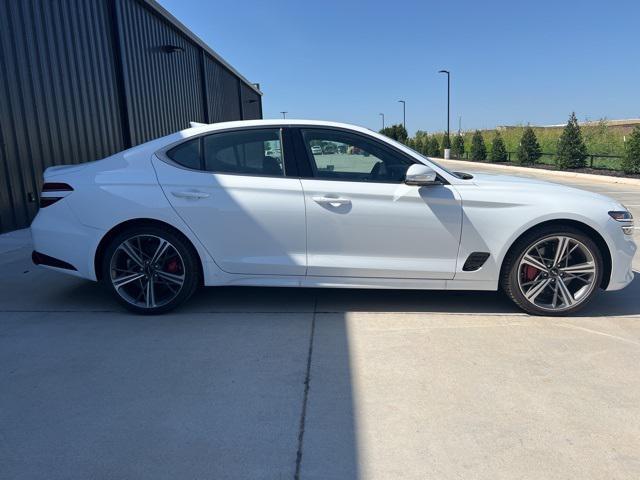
[301,129,413,182]
[166,138,201,170]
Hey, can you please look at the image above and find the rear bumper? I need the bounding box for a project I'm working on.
[32,251,77,271]
[30,199,104,281]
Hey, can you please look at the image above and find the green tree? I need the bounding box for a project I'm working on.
[379,124,408,143]
[516,126,542,165]
[427,136,441,157]
[442,134,451,153]
[556,112,588,169]
[451,134,465,158]
[415,130,428,142]
[419,136,430,155]
[470,130,487,161]
[621,126,640,174]
[414,130,429,154]
[489,132,508,162]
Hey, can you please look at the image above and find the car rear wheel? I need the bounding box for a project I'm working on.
[102,226,199,314]
[501,226,603,315]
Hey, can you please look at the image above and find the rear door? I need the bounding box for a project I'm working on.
[295,127,462,279]
[153,127,306,276]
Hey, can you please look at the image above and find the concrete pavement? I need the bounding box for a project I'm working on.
[1,166,639,479]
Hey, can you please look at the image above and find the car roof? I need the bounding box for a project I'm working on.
[121,120,373,160]
[179,119,377,138]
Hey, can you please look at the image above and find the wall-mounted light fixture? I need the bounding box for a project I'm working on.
[161,44,185,54]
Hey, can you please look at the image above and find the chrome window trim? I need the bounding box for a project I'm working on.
[155,125,288,179]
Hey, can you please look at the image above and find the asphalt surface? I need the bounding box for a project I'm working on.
[1,165,639,479]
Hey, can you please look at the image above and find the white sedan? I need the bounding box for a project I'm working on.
[31,120,636,315]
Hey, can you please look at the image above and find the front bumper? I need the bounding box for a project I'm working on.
[605,220,637,291]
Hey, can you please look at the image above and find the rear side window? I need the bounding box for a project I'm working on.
[166,138,201,170]
[203,128,284,176]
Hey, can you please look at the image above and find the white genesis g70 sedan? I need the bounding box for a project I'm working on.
[31,120,636,315]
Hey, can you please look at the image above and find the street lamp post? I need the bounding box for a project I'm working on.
[379,113,385,130]
[280,111,287,119]
[397,100,406,131]
[438,70,450,140]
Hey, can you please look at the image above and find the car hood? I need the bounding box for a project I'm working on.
[462,171,622,208]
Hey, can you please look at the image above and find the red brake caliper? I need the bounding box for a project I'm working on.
[166,259,179,273]
[523,265,539,281]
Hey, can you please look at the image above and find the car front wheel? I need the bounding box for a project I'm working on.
[102,226,199,314]
[501,226,603,315]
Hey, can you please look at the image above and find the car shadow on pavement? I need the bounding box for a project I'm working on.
[576,271,640,317]
[3,259,639,318]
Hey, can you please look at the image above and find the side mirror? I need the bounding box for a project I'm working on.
[404,164,439,186]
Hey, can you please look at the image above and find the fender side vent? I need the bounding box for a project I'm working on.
[32,251,77,271]
[463,252,490,271]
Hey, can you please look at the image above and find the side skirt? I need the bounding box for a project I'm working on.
[203,273,498,291]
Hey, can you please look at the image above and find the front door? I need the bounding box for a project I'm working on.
[153,127,306,276]
[297,128,462,279]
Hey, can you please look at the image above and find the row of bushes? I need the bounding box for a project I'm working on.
[382,114,640,174]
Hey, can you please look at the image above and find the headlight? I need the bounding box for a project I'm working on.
[609,207,634,235]
[609,210,633,222]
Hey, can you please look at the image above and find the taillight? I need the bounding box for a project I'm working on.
[40,182,73,208]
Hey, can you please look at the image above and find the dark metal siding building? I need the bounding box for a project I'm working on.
[0,0,262,233]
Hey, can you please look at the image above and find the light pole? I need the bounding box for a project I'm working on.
[379,113,385,130]
[438,70,450,141]
[397,100,406,131]
[280,111,287,119]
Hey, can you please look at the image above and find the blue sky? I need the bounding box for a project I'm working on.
[160,0,639,135]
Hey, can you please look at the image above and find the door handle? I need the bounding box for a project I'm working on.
[171,190,210,199]
[312,196,351,206]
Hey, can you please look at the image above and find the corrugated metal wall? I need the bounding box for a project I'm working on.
[0,0,124,231]
[205,57,243,123]
[0,0,262,233]
[116,0,206,145]
[241,83,262,120]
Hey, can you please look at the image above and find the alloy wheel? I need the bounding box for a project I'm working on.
[517,235,598,312]
[109,234,185,309]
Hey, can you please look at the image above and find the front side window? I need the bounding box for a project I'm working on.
[204,128,284,176]
[301,129,413,182]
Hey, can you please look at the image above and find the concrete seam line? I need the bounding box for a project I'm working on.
[556,323,640,347]
[438,158,640,186]
[294,297,317,479]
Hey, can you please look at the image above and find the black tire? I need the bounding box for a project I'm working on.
[101,225,200,314]
[501,225,603,316]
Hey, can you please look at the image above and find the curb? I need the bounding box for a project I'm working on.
[437,158,640,186]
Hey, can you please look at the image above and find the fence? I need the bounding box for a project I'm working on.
[458,152,624,171]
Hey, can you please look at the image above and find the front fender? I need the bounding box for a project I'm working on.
[453,193,618,288]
